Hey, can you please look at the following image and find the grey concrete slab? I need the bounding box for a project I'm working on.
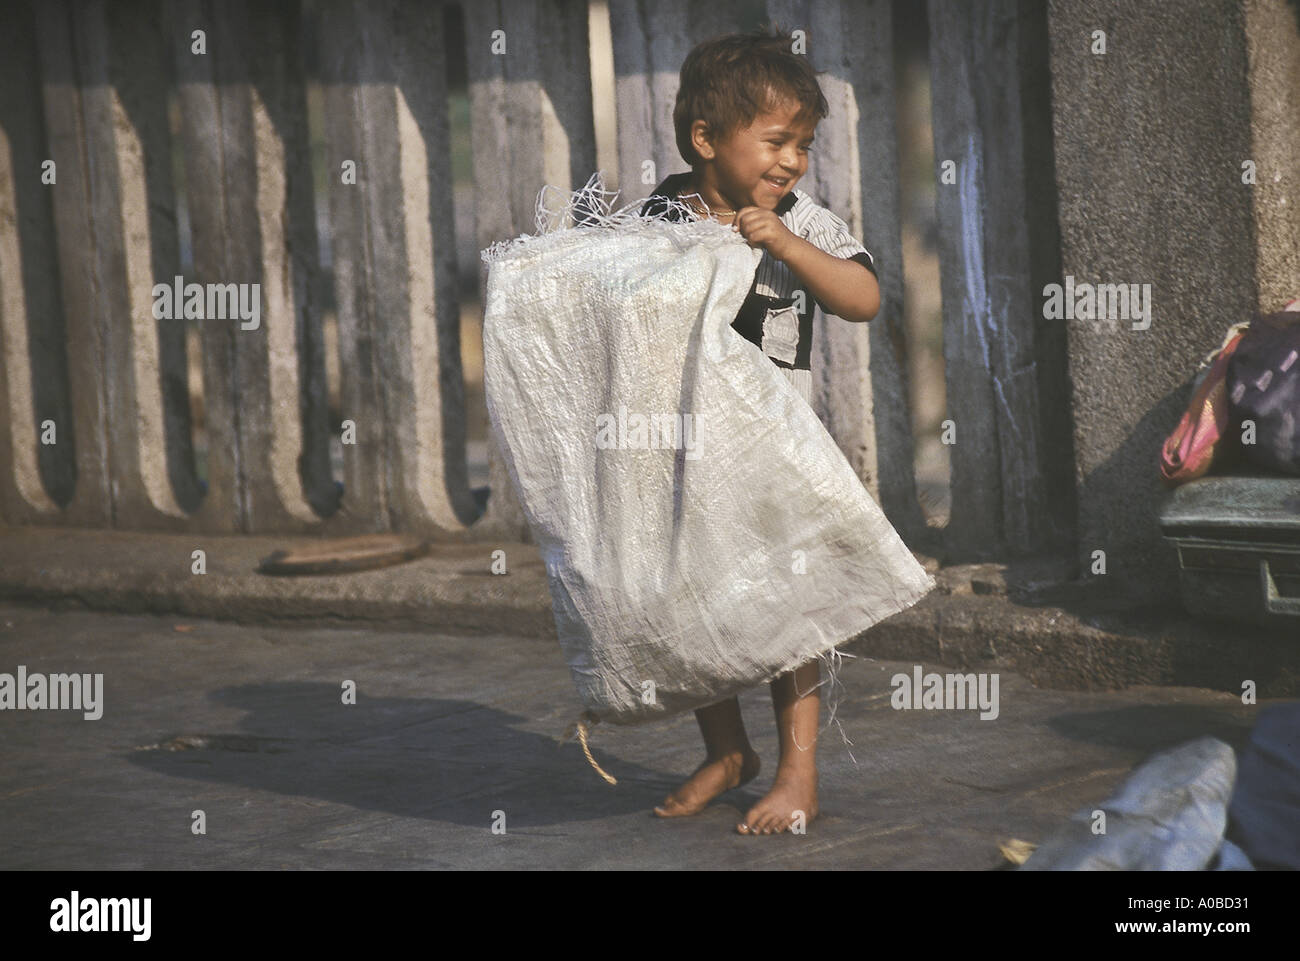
[0,604,1267,870]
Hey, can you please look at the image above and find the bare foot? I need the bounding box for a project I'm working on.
[653,750,761,817]
[737,770,818,835]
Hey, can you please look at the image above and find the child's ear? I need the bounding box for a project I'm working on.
[691,120,716,160]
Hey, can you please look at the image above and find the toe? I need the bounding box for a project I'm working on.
[655,794,694,818]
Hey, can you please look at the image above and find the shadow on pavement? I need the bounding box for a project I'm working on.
[126,682,671,828]
[1046,703,1257,755]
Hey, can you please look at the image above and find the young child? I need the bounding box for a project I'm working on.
[639,28,882,836]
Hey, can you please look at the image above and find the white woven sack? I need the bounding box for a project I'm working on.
[482,175,936,732]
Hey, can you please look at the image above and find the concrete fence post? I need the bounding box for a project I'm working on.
[318,0,479,539]
[28,1,123,529]
[171,0,332,533]
[607,0,743,204]
[465,0,598,543]
[0,1,74,524]
[929,0,1073,562]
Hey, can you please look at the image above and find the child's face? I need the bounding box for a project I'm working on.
[697,96,816,211]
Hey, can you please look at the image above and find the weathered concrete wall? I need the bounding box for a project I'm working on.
[1047,0,1264,602]
[3,0,1288,573]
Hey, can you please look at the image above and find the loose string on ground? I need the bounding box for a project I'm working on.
[559,710,618,785]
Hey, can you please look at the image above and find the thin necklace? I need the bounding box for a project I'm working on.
[678,190,736,217]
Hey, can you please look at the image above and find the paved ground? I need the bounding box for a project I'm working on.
[3,528,1296,699]
[0,603,1268,870]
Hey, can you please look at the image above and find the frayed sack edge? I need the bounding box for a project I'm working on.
[481,170,744,266]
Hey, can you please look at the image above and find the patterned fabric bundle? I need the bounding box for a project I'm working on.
[482,175,936,741]
[1159,323,1249,487]
[1226,307,1300,476]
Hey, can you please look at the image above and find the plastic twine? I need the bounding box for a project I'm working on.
[559,710,618,785]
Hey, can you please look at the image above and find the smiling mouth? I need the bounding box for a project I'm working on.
[764,176,791,190]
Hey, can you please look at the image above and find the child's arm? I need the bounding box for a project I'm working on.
[732,207,880,323]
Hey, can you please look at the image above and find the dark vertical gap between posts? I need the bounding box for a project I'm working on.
[736,0,771,30]
[160,10,208,507]
[443,1,491,517]
[2,0,77,509]
[184,0,238,526]
[892,0,948,534]
[1018,0,1076,564]
[289,0,342,519]
[299,0,347,508]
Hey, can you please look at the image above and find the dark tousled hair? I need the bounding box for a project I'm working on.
[673,26,829,167]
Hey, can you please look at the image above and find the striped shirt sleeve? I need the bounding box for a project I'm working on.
[800,204,877,279]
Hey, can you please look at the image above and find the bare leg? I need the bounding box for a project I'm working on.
[738,660,820,835]
[653,696,761,817]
